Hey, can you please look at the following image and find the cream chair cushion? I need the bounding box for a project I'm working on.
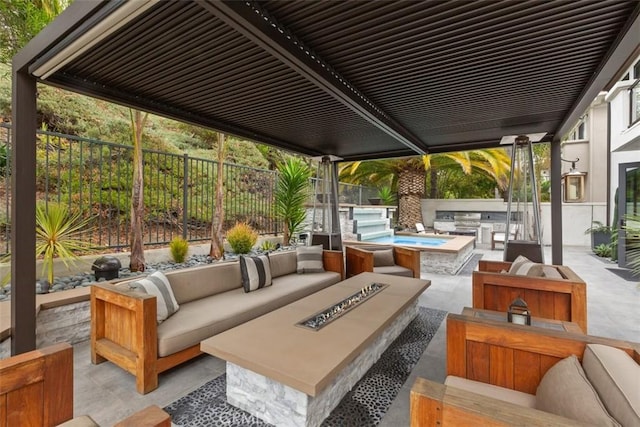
[582,344,640,427]
[536,355,620,426]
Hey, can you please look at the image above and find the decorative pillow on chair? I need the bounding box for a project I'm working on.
[373,248,395,267]
[296,245,324,273]
[536,355,620,426]
[508,255,544,277]
[240,254,272,293]
[128,271,179,324]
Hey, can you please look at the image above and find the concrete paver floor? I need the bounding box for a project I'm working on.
[72,245,639,426]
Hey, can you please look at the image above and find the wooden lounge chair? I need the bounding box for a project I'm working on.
[410,314,640,426]
[0,342,171,427]
[473,259,587,332]
[491,223,518,250]
[345,244,421,278]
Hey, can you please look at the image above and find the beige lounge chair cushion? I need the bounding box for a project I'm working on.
[582,344,640,427]
[157,271,340,356]
[57,416,100,427]
[536,355,620,426]
[445,376,536,408]
[541,265,564,279]
[373,265,413,277]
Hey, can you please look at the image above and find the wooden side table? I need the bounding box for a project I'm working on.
[461,307,584,334]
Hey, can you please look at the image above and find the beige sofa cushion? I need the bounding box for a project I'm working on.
[269,250,298,278]
[445,376,536,408]
[373,265,413,277]
[582,344,640,427]
[536,355,620,426]
[57,416,99,427]
[165,262,242,304]
[157,270,340,356]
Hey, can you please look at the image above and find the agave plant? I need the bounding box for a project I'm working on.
[36,202,92,285]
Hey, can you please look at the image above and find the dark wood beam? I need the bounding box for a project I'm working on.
[11,69,37,355]
[199,0,429,155]
[551,138,563,265]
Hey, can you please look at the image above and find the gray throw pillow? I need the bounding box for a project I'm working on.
[296,245,324,273]
[240,254,272,293]
[536,355,620,426]
[128,271,179,324]
[373,248,395,267]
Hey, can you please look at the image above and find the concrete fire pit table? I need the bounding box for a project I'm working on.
[200,272,430,427]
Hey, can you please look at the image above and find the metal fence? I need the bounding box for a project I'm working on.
[0,124,377,255]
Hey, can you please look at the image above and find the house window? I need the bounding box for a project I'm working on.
[578,122,585,139]
[634,60,640,78]
[631,79,640,126]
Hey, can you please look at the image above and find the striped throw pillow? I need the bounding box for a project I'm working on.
[240,254,272,293]
[508,255,544,277]
[296,245,325,274]
[129,271,179,324]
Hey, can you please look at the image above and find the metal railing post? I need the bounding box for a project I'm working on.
[182,153,188,240]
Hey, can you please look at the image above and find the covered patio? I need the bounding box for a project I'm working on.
[6,2,640,423]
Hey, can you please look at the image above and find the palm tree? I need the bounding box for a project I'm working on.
[340,149,510,227]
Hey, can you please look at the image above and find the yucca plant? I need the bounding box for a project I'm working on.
[36,202,92,285]
[276,158,311,245]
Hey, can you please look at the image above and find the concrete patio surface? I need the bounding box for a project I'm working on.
[71,245,639,426]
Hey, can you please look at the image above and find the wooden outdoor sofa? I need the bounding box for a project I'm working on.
[410,314,640,426]
[345,244,421,278]
[0,342,170,427]
[472,259,587,332]
[91,249,344,394]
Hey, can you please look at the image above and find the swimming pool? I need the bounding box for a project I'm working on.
[365,235,448,247]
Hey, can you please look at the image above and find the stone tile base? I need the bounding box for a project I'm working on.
[226,301,419,427]
[0,300,90,359]
[420,243,474,275]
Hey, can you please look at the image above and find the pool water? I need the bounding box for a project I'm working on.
[365,235,447,247]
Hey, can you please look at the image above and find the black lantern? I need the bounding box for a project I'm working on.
[507,297,531,325]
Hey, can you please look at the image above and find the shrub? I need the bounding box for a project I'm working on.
[169,236,189,263]
[226,222,258,254]
[593,243,612,258]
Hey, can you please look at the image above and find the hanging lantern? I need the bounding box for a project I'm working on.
[507,297,531,325]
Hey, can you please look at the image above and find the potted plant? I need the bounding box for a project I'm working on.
[584,221,612,250]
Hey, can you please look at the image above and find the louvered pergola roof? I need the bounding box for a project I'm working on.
[9,1,640,355]
[15,0,640,160]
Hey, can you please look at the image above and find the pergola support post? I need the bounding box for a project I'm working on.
[551,138,563,265]
[10,68,37,355]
